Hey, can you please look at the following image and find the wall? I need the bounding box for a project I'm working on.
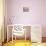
[6,0,46,37]
[0,0,4,42]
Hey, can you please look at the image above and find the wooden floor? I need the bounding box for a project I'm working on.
[2,37,46,46]
[3,40,31,46]
[3,40,46,46]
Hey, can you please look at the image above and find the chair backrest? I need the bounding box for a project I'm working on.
[12,25,25,36]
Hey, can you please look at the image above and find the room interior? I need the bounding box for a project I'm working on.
[0,0,46,46]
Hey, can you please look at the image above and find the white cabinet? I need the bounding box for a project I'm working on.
[31,25,42,43]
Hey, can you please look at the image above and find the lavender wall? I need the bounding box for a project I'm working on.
[7,0,46,37]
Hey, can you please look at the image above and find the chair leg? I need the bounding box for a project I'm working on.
[15,36,16,43]
[25,30,26,43]
[12,31,13,43]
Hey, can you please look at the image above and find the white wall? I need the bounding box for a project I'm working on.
[7,0,46,37]
[0,0,4,42]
